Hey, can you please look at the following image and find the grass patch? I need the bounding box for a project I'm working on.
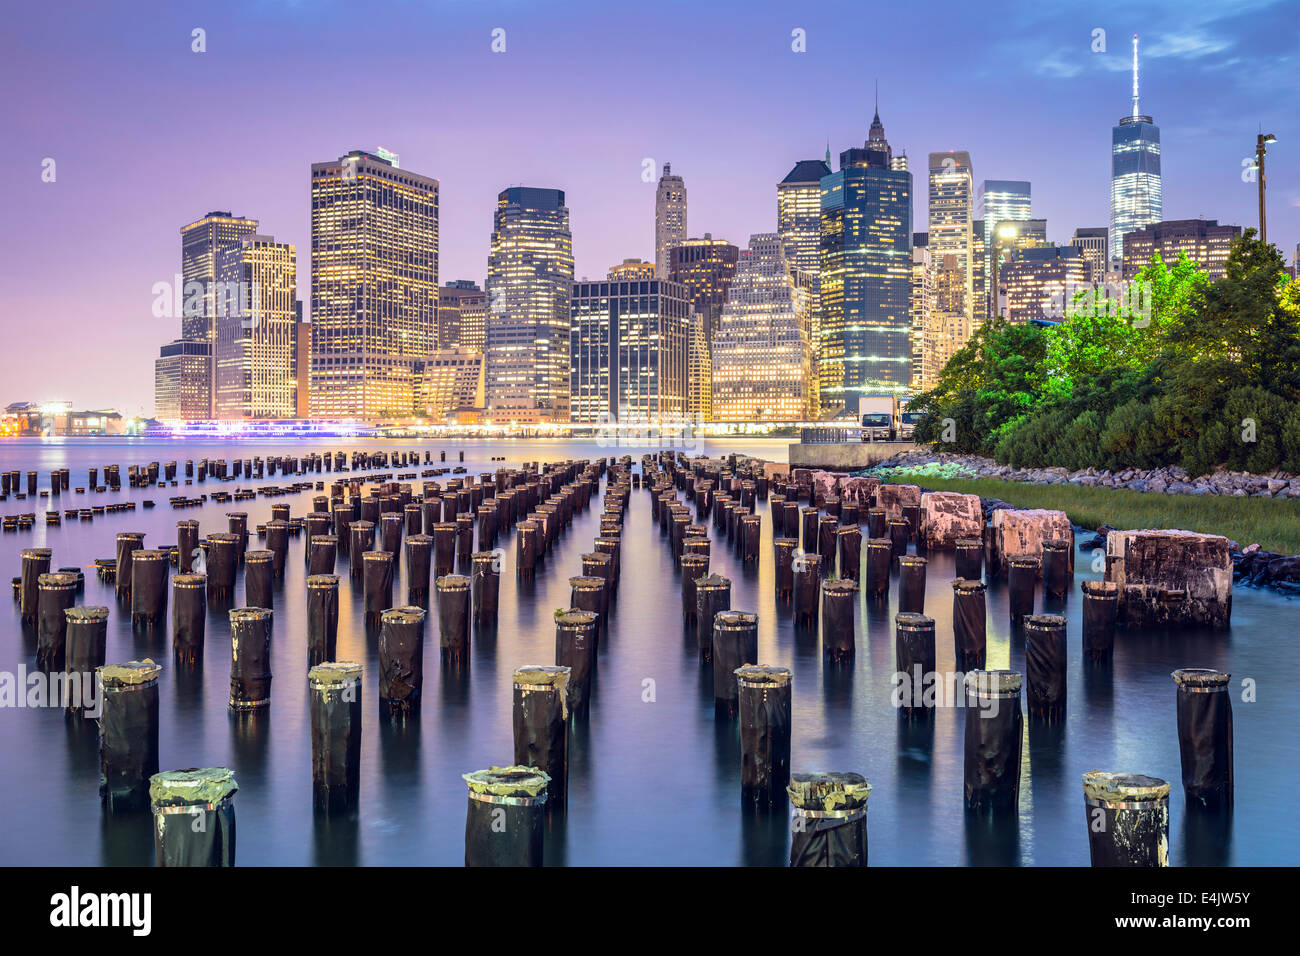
[885,472,1300,554]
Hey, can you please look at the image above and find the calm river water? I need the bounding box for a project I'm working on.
[0,437,1294,865]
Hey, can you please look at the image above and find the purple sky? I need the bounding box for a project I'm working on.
[3,0,1297,415]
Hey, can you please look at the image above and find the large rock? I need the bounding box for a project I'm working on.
[919,492,983,549]
[875,483,921,519]
[836,476,881,510]
[988,508,1073,577]
[1106,529,1232,628]
[790,468,815,501]
[763,462,790,481]
[811,470,849,506]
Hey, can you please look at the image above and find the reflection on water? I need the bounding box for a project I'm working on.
[0,438,1295,865]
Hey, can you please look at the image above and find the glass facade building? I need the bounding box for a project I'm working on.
[213,234,299,419]
[1109,37,1162,262]
[819,111,913,413]
[308,149,439,421]
[485,187,574,424]
[569,273,690,424]
[438,280,488,353]
[712,233,813,422]
[669,236,739,422]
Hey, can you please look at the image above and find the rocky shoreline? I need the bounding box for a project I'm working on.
[860,453,1300,598]
[868,449,1300,499]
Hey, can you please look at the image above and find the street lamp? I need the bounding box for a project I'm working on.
[1256,132,1277,245]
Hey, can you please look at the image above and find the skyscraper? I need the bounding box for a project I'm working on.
[820,107,913,412]
[655,163,687,279]
[977,180,1031,286]
[309,149,439,420]
[154,340,212,421]
[779,159,832,415]
[712,234,813,422]
[438,280,488,352]
[669,236,740,422]
[909,246,935,389]
[485,187,574,423]
[213,234,299,419]
[928,150,976,348]
[569,266,690,424]
[177,211,259,417]
[1109,34,1162,262]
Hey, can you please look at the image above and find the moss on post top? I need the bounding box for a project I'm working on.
[1082,771,1171,804]
[150,767,238,808]
[787,772,872,811]
[463,766,551,798]
[99,659,162,688]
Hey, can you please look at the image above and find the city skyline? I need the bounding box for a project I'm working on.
[4,0,1297,413]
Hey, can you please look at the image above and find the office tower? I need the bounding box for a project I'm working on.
[414,348,486,420]
[211,234,298,420]
[569,268,691,423]
[711,233,814,422]
[607,258,656,281]
[177,211,259,417]
[1001,246,1090,324]
[977,181,1031,285]
[1122,219,1242,280]
[485,187,574,424]
[910,247,935,389]
[154,340,212,420]
[778,159,833,415]
[438,280,488,352]
[309,149,439,421]
[1110,34,1162,262]
[988,219,1050,319]
[1071,227,1110,280]
[669,236,740,422]
[929,149,976,337]
[819,107,913,413]
[655,163,687,279]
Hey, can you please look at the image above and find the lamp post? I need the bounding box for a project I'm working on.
[1256,133,1277,245]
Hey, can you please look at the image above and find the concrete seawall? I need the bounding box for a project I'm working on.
[788,442,920,471]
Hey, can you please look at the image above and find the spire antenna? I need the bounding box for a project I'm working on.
[1131,34,1140,119]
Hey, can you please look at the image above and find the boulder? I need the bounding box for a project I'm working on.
[790,468,815,502]
[811,470,849,506]
[836,476,881,510]
[762,462,790,482]
[875,483,921,519]
[1105,529,1232,628]
[989,508,1073,577]
[919,492,983,549]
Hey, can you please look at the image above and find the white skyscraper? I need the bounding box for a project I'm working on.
[655,163,687,279]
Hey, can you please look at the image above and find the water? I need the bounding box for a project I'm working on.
[0,437,1295,866]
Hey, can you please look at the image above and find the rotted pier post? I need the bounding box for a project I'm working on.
[306,574,339,667]
[463,767,549,867]
[713,611,758,716]
[362,551,393,624]
[737,665,792,809]
[98,659,162,811]
[952,579,987,672]
[36,572,79,670]
[897,555,927,614]
[695,574,732,662]
[171,573,206,663]
[177,520,200,573]
[513,666,570,804]
[821,579,858,662]
[895,613,936,717]
[1081,580,1118,661]
[555,609,598,714]
[20,547,52,626]
[349,522,376,580]
[149,768,237,866]
[963,670,1023,812]
[379,606,427,715]
[864,538,892,597]
[787,772,871,867]
[1007,555,1039,627]
[792,553,821,627]
[1041,538,1071,599]
[309,662,363,813]
[1025,614,1068,722]
[228,607,273,711]
[206,534,238,599]
[244,550,274,610]
[1082,772,1170,867]
[955,538,983,581]
[309,535,337,575]
[472,551,500,624]
[1171,669,1233,810]
[115,532,145,597]
[64,606,109,714]
[437,575,471,667]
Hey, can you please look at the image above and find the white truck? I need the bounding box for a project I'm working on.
[859,394,898,442]
[898,399,922,441]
